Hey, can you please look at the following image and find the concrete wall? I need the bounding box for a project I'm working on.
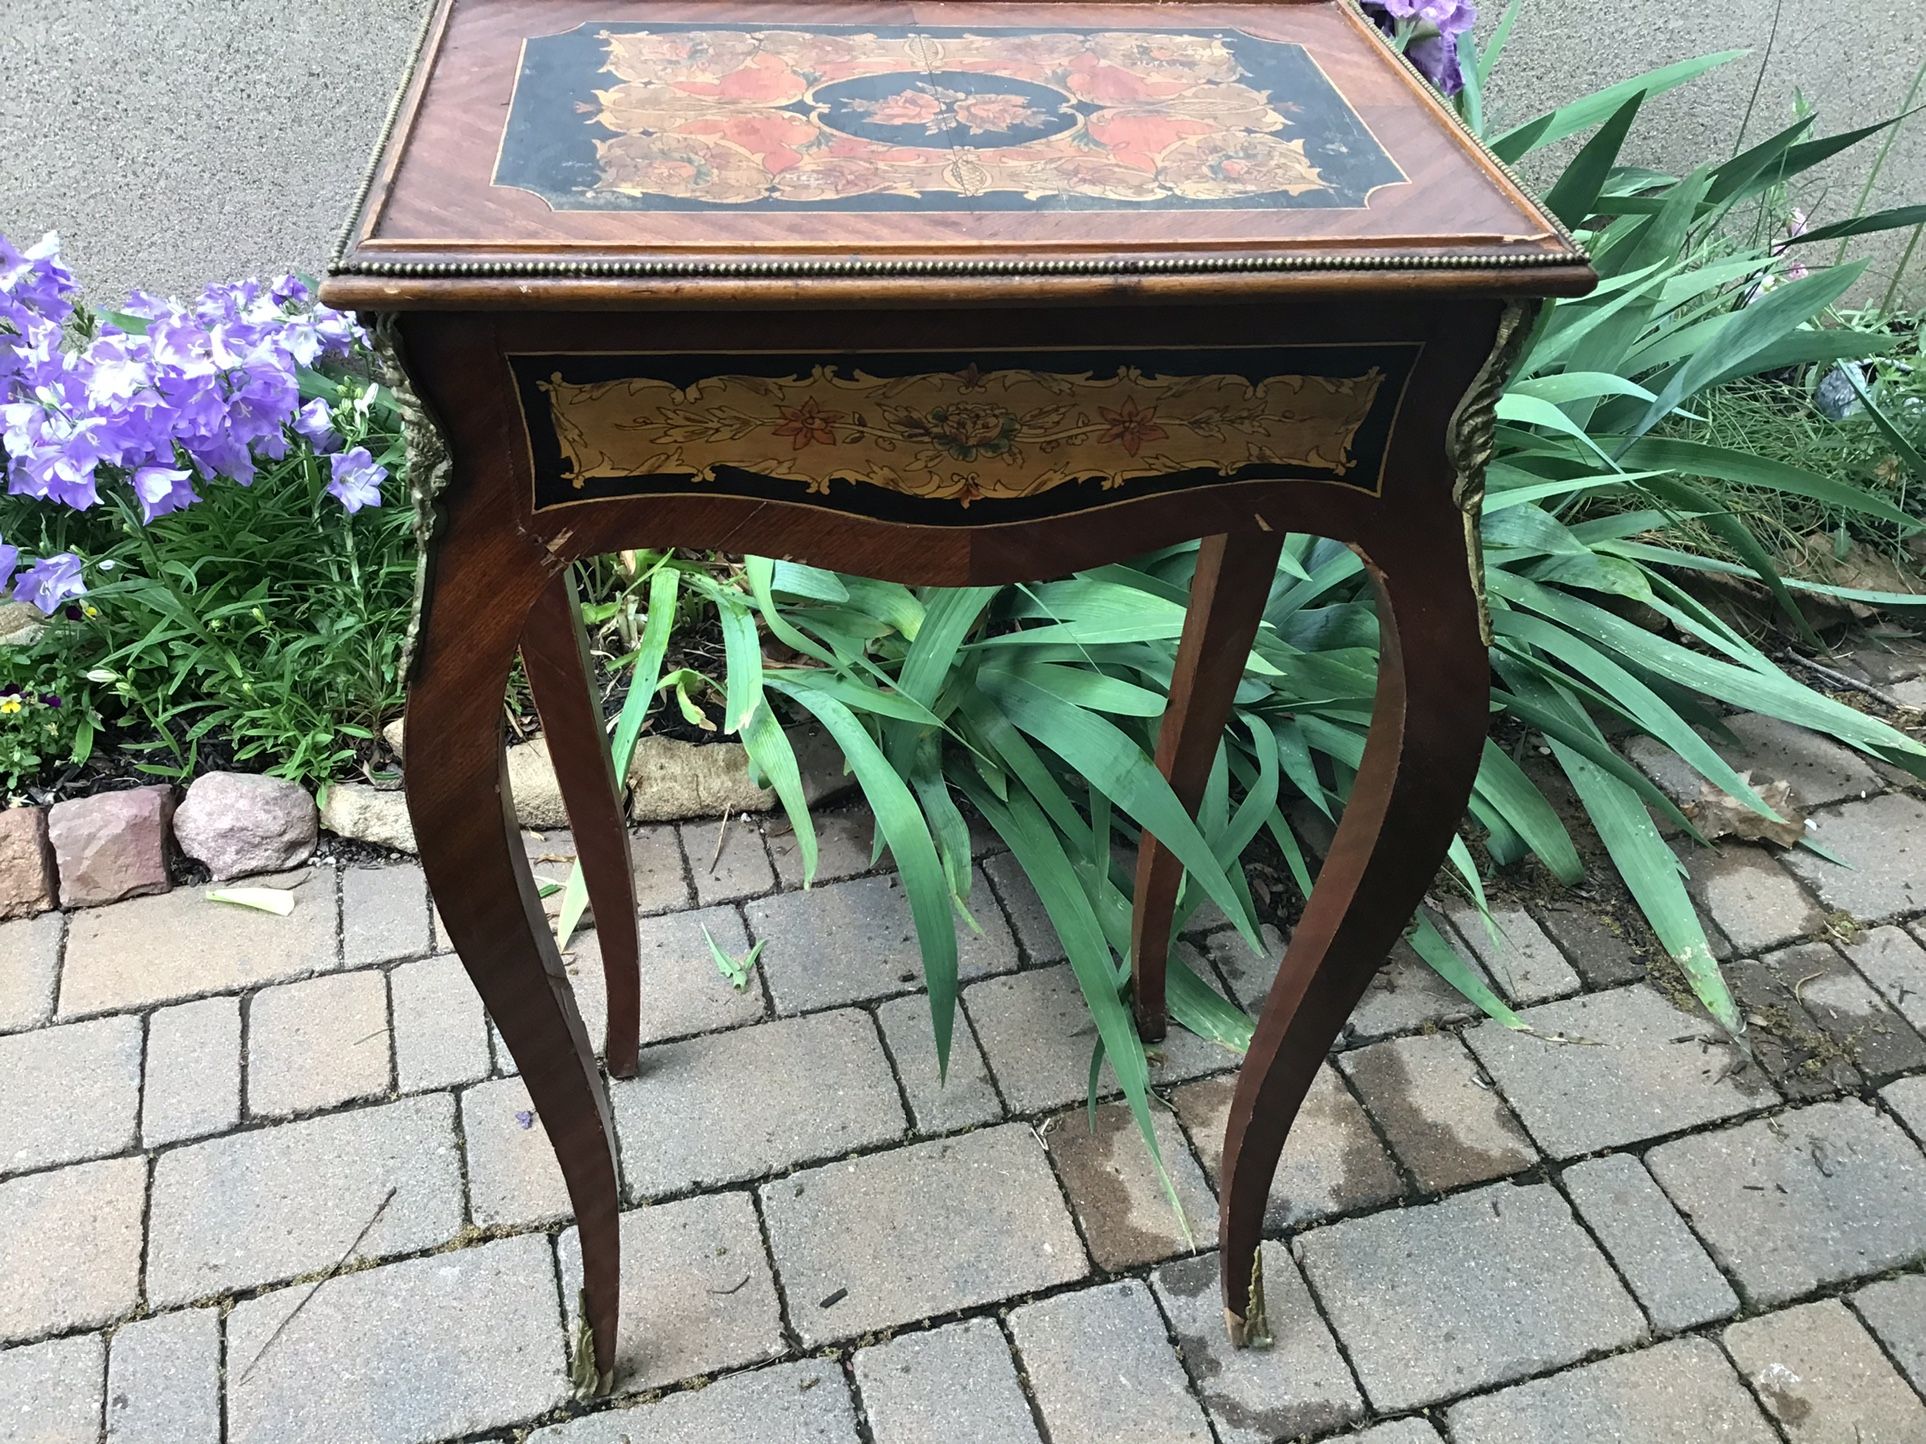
[1488,0,1926,301]
[3,0,438,301]
[3,0,1923,303]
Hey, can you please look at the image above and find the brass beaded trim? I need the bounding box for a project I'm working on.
[330,5,1588,283]
[331,249,1581,279]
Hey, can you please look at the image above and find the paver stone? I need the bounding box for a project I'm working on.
[0,1013,141,1174]
[1725,1299,1926,1442]
[226,1235,567,1444]
[1854,1274,1926,1397]
[1153,1244,1364,1442]
[246,969,390,1117]
[760,1125,1086,1345]
[1174,1065,1402,1228]
[555,1191,784,1393]
[1293,1181,1645,1412]
[853,1318,1042,1444]
[1339,1031,1535,1191]
[106,1308,219,1444]
[1784,794,1926,921]
[141,996,240,1147]
[1044,1101,1218,1270]
[966,963,1225,1114]
[527,1360,859,1444]
[341,863,432,967]
[875,993,1003,1134]
[1009,1280,1212,1444]
[1464,984,1770,1158]
[1560,1153,1738,1333]
[611,1008,904,1198]
[0,1155,144,1343]
[0,913,61,1032]
[1444,1338,1775,1443]
[147,1094,462,1304]
[1646,1098,1926,1306]
[463,1075,570,1227]
[390,953,491,1092]
[749,870,1016,1014]
[0,1333,105,1444]
[1443,901,1580,1004]
[1684,846,1827,956]
[60,870,336,1016]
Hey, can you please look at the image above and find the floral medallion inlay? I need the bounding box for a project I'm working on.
[495,24,1404,211]
[512,347,1419,523]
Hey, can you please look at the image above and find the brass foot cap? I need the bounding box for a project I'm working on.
[1224,1307,1275,1350]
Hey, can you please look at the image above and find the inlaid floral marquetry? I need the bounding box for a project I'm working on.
[513,347,1417,522]
[494,23,1404,211]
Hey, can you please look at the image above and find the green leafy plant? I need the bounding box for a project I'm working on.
[703,925,768,992]
[0,258,411,794]
[559,37,1926,1211]
[45,377,412,784]
[0,635,103,792]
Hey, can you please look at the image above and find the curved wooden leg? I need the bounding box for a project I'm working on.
[1217,528,1487,1347]
[407,558,622,1393]
[1131,531,1284,1041]
[523,569,642,1079]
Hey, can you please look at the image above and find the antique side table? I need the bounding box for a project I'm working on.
[321,0,1591,1391]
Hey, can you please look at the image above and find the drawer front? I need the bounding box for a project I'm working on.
[513,344,1418,524]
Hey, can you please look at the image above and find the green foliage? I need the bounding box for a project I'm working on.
[0,366,412,790]
[564,48,1926,1212]
[1666,341,1924,572]
[0,636,103,793]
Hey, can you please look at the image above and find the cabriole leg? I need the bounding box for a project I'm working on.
[406,548,623,1393]
[523,568,642,1078]
[1131,531,1285,1041]
[1217,526,1488,1347]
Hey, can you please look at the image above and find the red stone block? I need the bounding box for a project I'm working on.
[0,805,56,918]
[48,786,176,908]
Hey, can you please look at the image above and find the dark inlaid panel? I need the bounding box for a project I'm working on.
[494,23,1405,213]
[513,343,1419,524]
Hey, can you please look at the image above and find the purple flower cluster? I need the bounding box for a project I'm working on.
[0,231,384,613]
[1363,0,1478,95]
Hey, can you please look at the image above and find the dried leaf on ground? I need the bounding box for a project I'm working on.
[1683,772,1808,848]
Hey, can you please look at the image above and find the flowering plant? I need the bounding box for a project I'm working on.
[1361,0,1478,96]
[0,234,413,788]
[0,232,382,614]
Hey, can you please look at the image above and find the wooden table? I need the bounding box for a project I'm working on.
[321,0,1591,1391]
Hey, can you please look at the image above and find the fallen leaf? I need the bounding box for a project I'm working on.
[206,887,297,916]
[1683,772,1807,849]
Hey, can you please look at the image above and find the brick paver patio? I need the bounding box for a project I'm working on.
[2,714,1925,1442]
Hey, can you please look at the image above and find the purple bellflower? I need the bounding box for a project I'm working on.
[293,397,341,454]
[0,232,375,612]
[1361,0,1477,95]
[326,446,387,514]
[11,553,85,615]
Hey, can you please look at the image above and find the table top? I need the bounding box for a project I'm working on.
[324,0,1590,309]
